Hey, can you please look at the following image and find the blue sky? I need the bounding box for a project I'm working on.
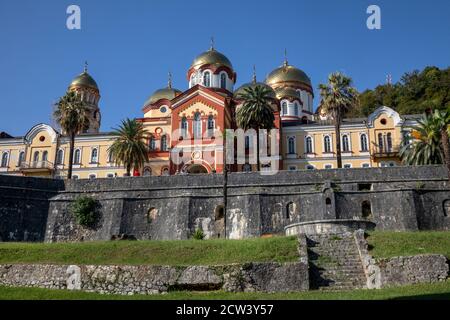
[0,0,449,135]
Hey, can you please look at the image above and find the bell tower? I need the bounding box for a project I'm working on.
[68,62,101,133]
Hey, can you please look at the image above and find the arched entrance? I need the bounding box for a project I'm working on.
[186,164,208,174]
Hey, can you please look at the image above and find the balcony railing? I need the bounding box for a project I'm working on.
[20,160,54,171]
[373,147,399,158]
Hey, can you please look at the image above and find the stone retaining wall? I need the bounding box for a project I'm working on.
[0,261,309,295]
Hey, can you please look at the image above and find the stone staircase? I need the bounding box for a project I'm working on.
[307,233,367,291]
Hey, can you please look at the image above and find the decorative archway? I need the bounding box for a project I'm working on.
[186,164,208,174]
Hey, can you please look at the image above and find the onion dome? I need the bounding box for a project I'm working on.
[190,43,233,70]
[234,67,276,99]
[69,63,99,90]
[143,72,181,107]
[265,53,311,88]
[274,87,301,101]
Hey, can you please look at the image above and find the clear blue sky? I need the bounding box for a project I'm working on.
[0,0,449,135]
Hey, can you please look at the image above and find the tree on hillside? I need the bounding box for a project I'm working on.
[235,85,275,171]
[318,72,359,168]
[351,66,450,117]
[53,91,90,179]
[108,118,148,176]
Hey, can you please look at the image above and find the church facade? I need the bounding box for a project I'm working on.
[0,46,419,179]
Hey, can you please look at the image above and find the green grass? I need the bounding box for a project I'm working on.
[1,281,450,300]
[367,231,450,259]
[0,236,298,266]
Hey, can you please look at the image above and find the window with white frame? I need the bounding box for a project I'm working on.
[18,151,25,166]
[387,133,393,152]
[344,164,352,169]
[1,152,9,167]
[360,133,368,151]
[362,163,370,168]
[193,112,202,139]
[342,135,350,152]
[73,149,81,164]
[324,164,333,169]
[324,135,332,153]
[88,174,96,180]
[143,167,152,176]
[56,149,64,165]
[281,101,287,115]
[33,151,40,163]
[149,136,156,150]
[181,117,188,138]
[207,115,214,137]
[288,166,297,171]
[288,137,295,154]
[305,136,313,154]
[72,175,79,180]
[90,148,98,163]
[220,73,227,89]
[42,151,48,162]
[306,165,315,170]
[203,71,211,87]
[106,173,114,178]
[161,135,168,151]
[293,102,299,116]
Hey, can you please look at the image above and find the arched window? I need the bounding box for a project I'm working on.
[161,135,168,151]
[33,151,39,163]
[378,133,383,152]
[108,151,114,163]
[286,202,296,220]
[1,152,8,167]
[288,137,295,154]
[207,115,214,137]
[305,136,313,154]
[56,149,64,165]
[143,167,152,176]
[90,148,98,163]
[243,163,252,172]
[282,102,287,115]
[162,167,169,176]
[203,71,211,87]
[360,134,368,152]
[42,151,48,162]
[387,133,392,152]
[18,151,25,166]
[342,135,349,152]
[293,103,299,116]
[149,136,156,150]
[88,174,96,180]
[74,149,81,164]
[324,136,331,153]
[193,112,202,139]
[181,117,188,138]
[220,73,227,89]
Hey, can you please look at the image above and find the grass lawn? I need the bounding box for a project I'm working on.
[367,231,450,259]
[0,236,298,266]
[1,281,450,300]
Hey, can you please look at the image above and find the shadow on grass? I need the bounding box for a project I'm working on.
[390,292,450,300]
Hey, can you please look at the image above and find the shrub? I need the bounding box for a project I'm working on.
[192,228,205,240]
[70,196,100,228]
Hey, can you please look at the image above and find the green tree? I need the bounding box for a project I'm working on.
[53,91,90,179]
[108,118,148,176]
[318,72,359,168]
[434,110,450,181]
[399,113,443,166]
[235,85,275,171]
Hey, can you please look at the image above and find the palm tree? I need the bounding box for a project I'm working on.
[402,110,450,180]
[53,91,90,179]
[235,85,275,170]
[399,113,443,165]
[108,118,148,176]
[318,72,359,168]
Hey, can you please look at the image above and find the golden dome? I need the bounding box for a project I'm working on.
[266,63,311,88]
[234,82,276,99]
[144,87,181,107]
[70,71,99,90]
[191,48,233,70]
[274,87,301,100]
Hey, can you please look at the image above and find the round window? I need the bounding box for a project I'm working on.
[160,106,167,113]
[39,136,45,142]
[380,118,387,125]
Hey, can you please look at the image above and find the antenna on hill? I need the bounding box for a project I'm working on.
[386,74,392,85]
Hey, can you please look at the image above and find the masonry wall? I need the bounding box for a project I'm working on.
[1,166,450,242]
